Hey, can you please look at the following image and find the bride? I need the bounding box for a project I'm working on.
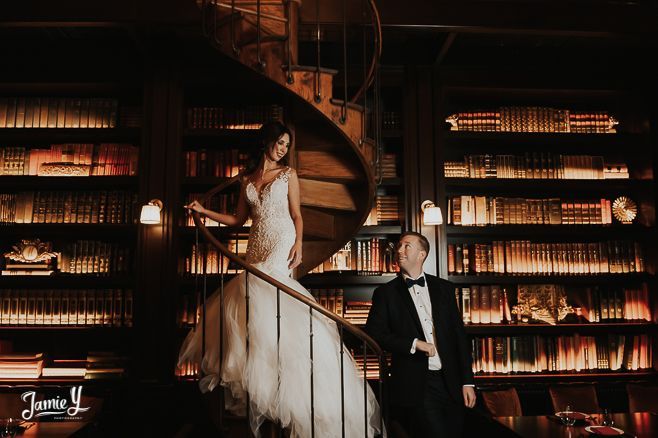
[178,121,383,437]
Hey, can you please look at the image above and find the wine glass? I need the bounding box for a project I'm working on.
[0,418,24,438]
[602,409,615,427]
[560,405,577,427]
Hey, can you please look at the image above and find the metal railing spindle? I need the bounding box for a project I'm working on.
[309,307,315,438]
[314,0,322,103]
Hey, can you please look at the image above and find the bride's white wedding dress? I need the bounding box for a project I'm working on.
[178,167,382,437]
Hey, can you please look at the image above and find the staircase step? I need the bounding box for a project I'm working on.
[297,150,362,181]
[301,207,335,240]
[299,178,356,211]
[237,34,288,49]
[329,98,364,112]
[282,64,339,75]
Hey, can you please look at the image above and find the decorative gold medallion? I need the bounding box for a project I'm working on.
[612,196,637,224]
[4,239,58,264]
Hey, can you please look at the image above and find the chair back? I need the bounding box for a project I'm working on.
[549,384,600,414]
[627,384,658,413]
[481,387,523,417]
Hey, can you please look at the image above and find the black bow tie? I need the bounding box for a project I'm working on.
[405,276,425,288]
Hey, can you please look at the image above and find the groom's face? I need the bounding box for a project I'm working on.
[396,235,426,274]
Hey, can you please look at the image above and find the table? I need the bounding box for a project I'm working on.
[493,412,658,438]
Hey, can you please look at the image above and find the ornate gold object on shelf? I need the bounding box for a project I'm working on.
[512,284,573,325]
[37,162,91,176]
[4,239,58,264]
[612,196,637,224]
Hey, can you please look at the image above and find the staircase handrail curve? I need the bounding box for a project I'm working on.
[202,0,382,108]
[192,173,385,358]
[350,0,382,104]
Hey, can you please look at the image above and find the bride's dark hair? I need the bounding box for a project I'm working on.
[244,121,293,175]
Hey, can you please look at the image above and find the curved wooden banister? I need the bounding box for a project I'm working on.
[350,0,382,104]
[191,174,385,358]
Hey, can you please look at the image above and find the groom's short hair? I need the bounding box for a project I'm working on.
[399,231,430,259]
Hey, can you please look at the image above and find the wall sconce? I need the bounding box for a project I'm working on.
[140,199,163,224]
[421,200,443,226]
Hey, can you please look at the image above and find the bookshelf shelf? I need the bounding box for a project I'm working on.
[447,274,652,285]
[179,226,250,238]
[0,224,138,238]
[358,225,403,235]
[0,128,141,143]
[0,176,138,190]
[300,272,398,286]
[445,225,654,240]
[445,179,653,196]
[182,128,261,139]
[465,322,658,336]
[444,130,648,145]
[474,370,657,384]
[0,377,122,386]
[0,326,133,332]
[0,275,134,288]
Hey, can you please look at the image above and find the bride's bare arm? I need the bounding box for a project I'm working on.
[287,169,303,269]
[185,179,250,227]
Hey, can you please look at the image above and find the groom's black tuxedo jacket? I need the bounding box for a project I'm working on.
[365,274,474,407]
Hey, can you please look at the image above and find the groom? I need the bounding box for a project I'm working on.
[366,231,475,437]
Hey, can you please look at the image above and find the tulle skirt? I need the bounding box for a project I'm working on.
[178,265,383,437]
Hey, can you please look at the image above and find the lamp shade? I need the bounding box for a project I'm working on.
[423,203,443,225]
[140,201,162,224]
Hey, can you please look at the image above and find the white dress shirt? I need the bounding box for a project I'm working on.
[405,273,476,389]
[405,274,442,370]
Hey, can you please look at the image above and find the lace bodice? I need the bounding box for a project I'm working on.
[244,167,296,274]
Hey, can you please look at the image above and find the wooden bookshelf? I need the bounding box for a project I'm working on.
[0,84,141,388]
[436,77,658,387]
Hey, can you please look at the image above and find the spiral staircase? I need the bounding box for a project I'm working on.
[189,0,387,436]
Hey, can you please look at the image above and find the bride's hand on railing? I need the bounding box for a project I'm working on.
[288,241,303,269]
[184,200,206,216]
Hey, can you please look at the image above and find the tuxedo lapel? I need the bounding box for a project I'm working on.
[394,276,424,336]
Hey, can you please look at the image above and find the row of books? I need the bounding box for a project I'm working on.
[57,241,132,275]
[0,144,139,176]
[380,153,398,179]
[184,149,249,178]
[447,241,645,275]
[0,191,136,224]
[183,193,252,227]
[471,334,652,374]
[0,289,133,327]
[0,350,126,379]
[445,108,617,133]
[310,288,344,318]
[176,359,199,378]
[448,196,615,226]
[0,97,118,129]
[444,154,627,180]
[311,238,399,274]
[183,242,247,275]
[363,194,401,225]
[186,105,284,129]
[456,284,651,325]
